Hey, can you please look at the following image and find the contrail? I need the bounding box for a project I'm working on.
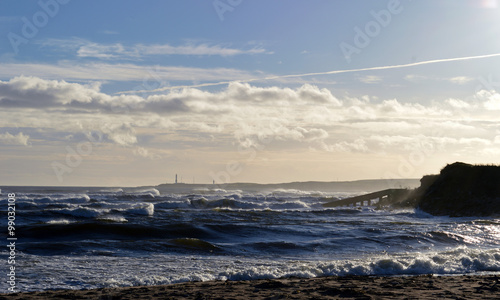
[117,52,500,94]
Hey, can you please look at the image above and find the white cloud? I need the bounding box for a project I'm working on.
[133,146,161,159]
[137,43,268,57]
[478,90,500,110]
[0,62,257,83]
[0,132,30,146]
[99,123,137,146]
[325,139,369,153]
[359,75,382,84]
[404,74,427,82]
[448,76,474,84]
[404,75,474,85]
[2,76,500,161]
[40,38,269,59]
[446,98,471,109]
[458,137,492,146]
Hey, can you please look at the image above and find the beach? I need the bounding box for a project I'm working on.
[2,274,499,299]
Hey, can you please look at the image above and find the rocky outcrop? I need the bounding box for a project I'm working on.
[414,162,500,216]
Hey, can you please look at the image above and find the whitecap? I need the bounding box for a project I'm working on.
[127,203,154,216]
[46,219,73,225]
[58,207,105,218]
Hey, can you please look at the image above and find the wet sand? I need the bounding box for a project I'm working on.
[1,274,499,299]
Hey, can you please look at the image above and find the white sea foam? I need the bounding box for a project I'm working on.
[57,207,107,218]
[46,219,73,225]
[269,189,327,197]
[9,248,500,291]
[97,215,128,223]
[269,200,310,210]
[127,203,154,216]
[130,188,160,197]
[34,194,90,204]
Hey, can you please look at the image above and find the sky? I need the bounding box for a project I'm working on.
[1,0,500,186]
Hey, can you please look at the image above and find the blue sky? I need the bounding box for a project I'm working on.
[1,0,500,186]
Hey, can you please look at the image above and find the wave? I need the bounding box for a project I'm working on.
[200,248,500,280]
[46,219,74,225]
[155,199,191,209]
[169,238,221,252]
[13,247,499,291]
[188,197,261,210]
[268,189,328,198]
[97,215,128,223]
[125,187,160,197]
[18,221,213,243]
[57,207,106,218]
[127,203,154,216]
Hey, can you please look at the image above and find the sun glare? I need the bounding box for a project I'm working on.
[482,0,499,8]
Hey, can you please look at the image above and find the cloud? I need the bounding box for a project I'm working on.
[136,43,268,57]
[133,146,161,159]
[476,90,500,110]
[0,62,256,84]
[96,123,138,146]
[404,74,427,83]
[325,139,369,153]
[448,76,474,85]
[446,98,471,109]
[359,75,382,84]
[0,76,104,108]
[40,38,270,59]
[0,132,30,146]
[120,53,500,94]
[3,76,500,159]
[405,75,474,85]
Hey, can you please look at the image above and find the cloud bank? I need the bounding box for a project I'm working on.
[1,76,499,156]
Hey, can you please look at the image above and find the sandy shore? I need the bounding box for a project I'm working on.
[1,274,499,299]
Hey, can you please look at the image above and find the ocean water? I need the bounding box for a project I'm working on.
[1,185,500,292]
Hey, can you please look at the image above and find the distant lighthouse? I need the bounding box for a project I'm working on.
[175,174,178,184]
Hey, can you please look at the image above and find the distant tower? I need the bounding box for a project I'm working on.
[175,174,178,184]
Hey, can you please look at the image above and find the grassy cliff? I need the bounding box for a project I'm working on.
[412,162,500,216]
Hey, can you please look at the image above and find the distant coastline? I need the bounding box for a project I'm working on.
[0,178,421,195]
[155,178,420,193]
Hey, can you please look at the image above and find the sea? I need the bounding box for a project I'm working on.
[1,182,500,292]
